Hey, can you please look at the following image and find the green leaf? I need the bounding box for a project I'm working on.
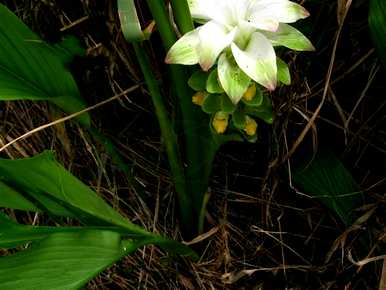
[51,35,85,65]
[369,0,386,68]
[0,230,135,290]
[0,151,149,236]
[202,94,221,113]
[0,4,89,126]
[248,110,273,124]
[206,69,224,94]
[293,153,363,225]
[0,153,197,258]
[0,212,197,288]
[202,94,236,114]
[277,57,291,85]
[117,0,145,42]
[0,212,115,249]
[188,70,208,91]
[244,93,273,124]
[0,181,40,212]
[0,212,193,258]
[232,107,247,129]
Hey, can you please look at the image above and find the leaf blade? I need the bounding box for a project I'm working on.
[369,0,386,68]
[293,153,363,225]
[0,230,129,290]
[0,151,148,236]
[0,4,90,126]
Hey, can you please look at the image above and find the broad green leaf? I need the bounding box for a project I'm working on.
[369,0,386,68]
[188,70,208,91]
[117,0,145,42]
[0,151,149,236]
[0,181,39,212]
[0,230,136,290]
[0,212,119,249]
[293,153,363,225]
[0,212,196,289]
[206,69,224,94]
[0,4,90,126]
[277,57,291,85]
[202,94,236,114]
[0,154,197,258]
[0,212,194,258]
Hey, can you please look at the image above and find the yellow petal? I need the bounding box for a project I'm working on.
[192,91,206,106]
[242,82,257,101]
[244,116,257,136]
[212,112,229,134]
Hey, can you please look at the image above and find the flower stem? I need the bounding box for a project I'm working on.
[146,1,204,219]
[145,0,176,49]
[170,0,194,34]
[132,42,194,231]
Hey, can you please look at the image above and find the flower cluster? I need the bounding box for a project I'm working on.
[166,0,314,137]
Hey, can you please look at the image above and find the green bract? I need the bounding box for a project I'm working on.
[166,0,314,104]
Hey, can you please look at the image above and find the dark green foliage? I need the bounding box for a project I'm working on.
[294,153,363,226]
[369,0,386,68]
[0,4,90,126]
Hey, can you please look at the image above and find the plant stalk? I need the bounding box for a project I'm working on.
[132,42,194,231]
[170,0,194,34]
[146,0,204,220]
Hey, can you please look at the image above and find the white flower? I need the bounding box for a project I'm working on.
[165,0,314,104]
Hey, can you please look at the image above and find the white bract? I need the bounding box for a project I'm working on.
[166,0,314,104]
